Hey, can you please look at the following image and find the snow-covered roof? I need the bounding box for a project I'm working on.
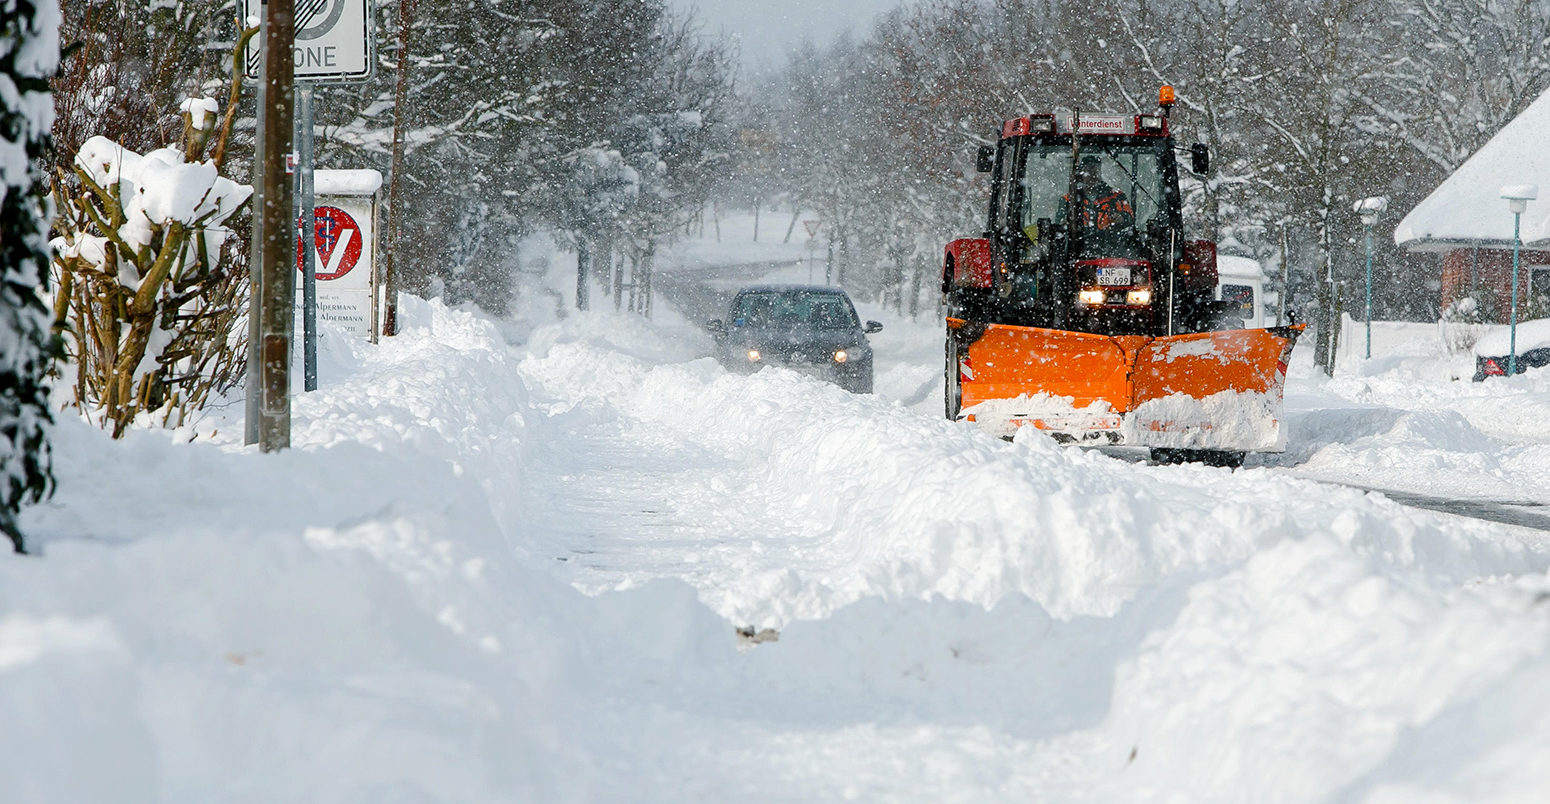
[1394,88,1550,252]
[1217,254,1264,279]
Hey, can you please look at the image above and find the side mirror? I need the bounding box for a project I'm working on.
[707,319,726,335]
[976,145,995,173]
[864,321,883,334]
[1190,143,1210,175]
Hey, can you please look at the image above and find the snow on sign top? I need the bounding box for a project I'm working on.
[315,169,382,196]
[1394,86,1550,251]
[241,0,374,83]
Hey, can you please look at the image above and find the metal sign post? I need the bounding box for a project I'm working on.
[1500,185,1538,376]
[297,85,318,391]
[245,4,269,447]
[1354,197,1387,360]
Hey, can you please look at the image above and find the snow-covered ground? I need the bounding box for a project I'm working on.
[8,224,1550,802]
[659,204,819,274]
[1293,317,1550,504]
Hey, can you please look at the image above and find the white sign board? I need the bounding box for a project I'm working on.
[243,0,374,83]
[1065,114,1130,134]
[297,170,382,340]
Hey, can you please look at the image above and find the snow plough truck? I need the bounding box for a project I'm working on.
[942,87,1302,467]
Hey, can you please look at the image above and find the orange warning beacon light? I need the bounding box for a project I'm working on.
[1159,85,1176,109]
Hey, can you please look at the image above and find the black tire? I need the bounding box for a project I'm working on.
[946,286,990,324]
[1151,448,1244,468]
[1200,450,1245,468]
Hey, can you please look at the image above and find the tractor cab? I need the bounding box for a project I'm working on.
[954,97,1223,336]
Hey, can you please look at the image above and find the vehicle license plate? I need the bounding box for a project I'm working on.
[1097,267,1131,286]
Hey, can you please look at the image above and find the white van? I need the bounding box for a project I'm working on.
[1215,254,1267,328]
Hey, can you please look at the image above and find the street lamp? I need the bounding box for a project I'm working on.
[1354,196,1388,359]
[1501,184,1538,376]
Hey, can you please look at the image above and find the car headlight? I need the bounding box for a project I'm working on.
[1127,289,1152,305]
[747,349,761,362]
[1078,289,1105,306]
[833,349,848,363]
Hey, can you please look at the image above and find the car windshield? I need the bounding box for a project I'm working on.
[733,291,858,330]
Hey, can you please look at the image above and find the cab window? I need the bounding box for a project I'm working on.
[1220,283,1255,316]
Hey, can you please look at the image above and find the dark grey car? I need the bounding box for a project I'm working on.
[1471,317,1550,381]
[708,285,882,394]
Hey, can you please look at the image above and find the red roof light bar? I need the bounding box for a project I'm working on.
[999,112,1169,139]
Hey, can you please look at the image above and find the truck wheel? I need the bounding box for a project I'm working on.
[1202,450,1245,468]
[1151,448,1244,468]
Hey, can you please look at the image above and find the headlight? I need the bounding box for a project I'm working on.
[747,349,761,362]
[1078,289,1105,306]
[1127,289,1152,305]
[833,350,848,363]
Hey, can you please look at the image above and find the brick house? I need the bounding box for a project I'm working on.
[1394,89,1550,320]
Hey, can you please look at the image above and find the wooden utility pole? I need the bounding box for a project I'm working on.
[383,0,417,337]
[257,0,296,451]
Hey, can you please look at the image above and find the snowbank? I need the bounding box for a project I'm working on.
[1473,317,1550,356]
[7,287,1550,802]
[1283,324,1550,501]
[517,311,1544,627]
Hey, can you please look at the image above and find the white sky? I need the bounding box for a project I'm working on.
[670,0,907,75]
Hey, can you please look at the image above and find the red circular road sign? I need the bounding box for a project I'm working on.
[296,205,363,280]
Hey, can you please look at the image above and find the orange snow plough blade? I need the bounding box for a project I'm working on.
[950,320,1303,450]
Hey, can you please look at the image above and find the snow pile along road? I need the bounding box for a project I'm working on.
[1279,322,1550,504]
[518,310,1543,626]
[6,296,1550,802]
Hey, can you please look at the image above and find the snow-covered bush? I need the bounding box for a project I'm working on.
[1,0,60,552]
[1438,292,1495,354]
[50,97,251,438]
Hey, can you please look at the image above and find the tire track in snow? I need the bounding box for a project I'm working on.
[519,396,817,606]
